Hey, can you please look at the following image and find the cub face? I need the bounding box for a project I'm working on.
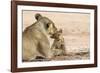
[50,29,62,40]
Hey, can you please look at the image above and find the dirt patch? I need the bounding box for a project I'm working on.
[52,52,90,61]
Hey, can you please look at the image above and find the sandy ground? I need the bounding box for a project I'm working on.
[52,52,89,61]
[64,35,89,53]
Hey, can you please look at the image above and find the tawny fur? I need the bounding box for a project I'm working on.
[22,14,57,61]
[50,29,66,57]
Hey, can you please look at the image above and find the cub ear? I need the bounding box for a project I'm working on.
[59,29,62,33]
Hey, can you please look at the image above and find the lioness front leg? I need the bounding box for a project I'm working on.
[38,41,53,60]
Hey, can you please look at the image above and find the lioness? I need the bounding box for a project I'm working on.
[22,13,57,61]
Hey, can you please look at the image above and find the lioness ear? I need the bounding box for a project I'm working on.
[35,13,42,20]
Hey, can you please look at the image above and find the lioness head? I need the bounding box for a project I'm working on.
[47,23,57,35]
[35,13,57,36]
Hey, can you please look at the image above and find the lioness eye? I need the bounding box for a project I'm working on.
[46,24,49,28]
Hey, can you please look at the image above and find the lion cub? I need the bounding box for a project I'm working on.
[50,29,66,57]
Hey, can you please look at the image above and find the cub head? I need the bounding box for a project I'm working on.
[50,29,62,40]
